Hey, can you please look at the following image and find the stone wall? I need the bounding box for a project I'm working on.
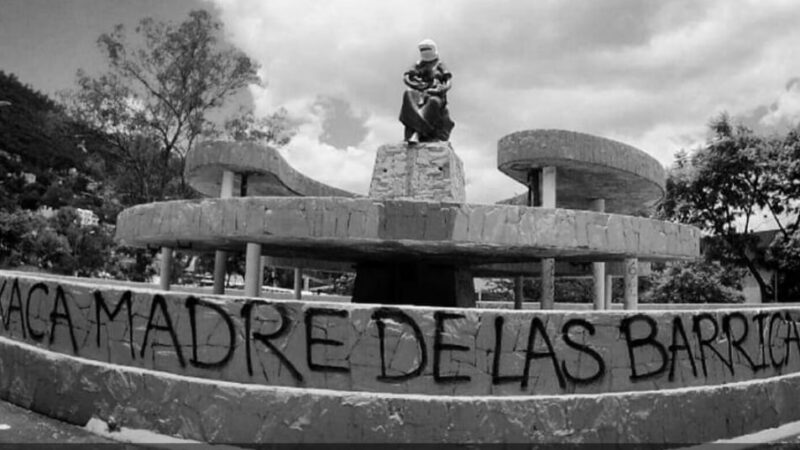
[2,272,799,397]
[368,142,465,202]
[5,334,800,444]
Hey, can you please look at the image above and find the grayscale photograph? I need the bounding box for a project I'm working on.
[1,0,799,446]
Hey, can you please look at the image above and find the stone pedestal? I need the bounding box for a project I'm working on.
[352,262,475,308]
[368,142,465,202]
[354,141,472,307]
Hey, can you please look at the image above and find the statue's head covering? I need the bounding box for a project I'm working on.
[418,39,438,62]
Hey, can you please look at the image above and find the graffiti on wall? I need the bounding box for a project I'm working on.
[1,276,799,396]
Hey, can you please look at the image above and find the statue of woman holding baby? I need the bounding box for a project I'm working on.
[399,39,455,143]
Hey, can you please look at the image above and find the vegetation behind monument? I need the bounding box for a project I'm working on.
[0,10,294,283]
[659,114,800,302]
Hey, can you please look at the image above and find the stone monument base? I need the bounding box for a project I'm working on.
[352,262,475,308]
[368,141,465,202]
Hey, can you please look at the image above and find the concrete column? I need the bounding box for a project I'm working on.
[220,170,235,198]
[605,274,613,309]
[623,258,638,310]
[540,258,555,309]
[593,263,606,310]
[514,276,524,310]
[526,169,540,207]
[294,268,303,300]
[541,166,556,208]
[213,170,236,295]
[159,246,173,291]
[591,198,606,310]
[540,166,556,309]
[260,256,268,290]
[212,252,226,295]
[244,243,262,297]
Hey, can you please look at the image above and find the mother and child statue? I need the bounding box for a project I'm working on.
[399,39,455,143]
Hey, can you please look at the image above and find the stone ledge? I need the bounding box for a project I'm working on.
[115,197,700,262]
[1,335,799,444]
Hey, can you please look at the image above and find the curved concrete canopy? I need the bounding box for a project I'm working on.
[497,130,665,214]
[115,197,700,263]
[186,140,358,198]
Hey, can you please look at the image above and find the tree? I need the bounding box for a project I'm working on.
[66,9,260,203]
[642,260,745,304]
[480,277,603,303]
[0,71,86,171]
[0,207,115,276]
[219,108,296,147]
[659,114,800,301]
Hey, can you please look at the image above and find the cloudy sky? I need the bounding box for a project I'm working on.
[3,0,800,204]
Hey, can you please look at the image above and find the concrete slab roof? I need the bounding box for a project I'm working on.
[497,129,666,214]
[185,140,358,198]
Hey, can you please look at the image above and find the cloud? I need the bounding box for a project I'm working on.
[314,96,369,149]
[213,0,800,204]
[757,80,800,130]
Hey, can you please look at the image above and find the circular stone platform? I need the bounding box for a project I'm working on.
[185,140,357,198]
[115,197,699,263]
[497,129,665,214]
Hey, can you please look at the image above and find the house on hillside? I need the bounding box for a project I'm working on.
[75,208,99,227]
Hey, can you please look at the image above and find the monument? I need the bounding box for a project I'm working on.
[2,42,799,445]
[399,39,454,143]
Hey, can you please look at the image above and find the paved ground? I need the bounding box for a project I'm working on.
[0,400,118,445]
[0,400,201,448]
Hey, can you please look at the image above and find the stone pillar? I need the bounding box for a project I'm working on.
[159,246,173,291]
[368,141,465,202]
[540,166,556,309]
[514,276,524,310]
[355,142,474,308]
[526,169,540,207]
[605,274,613,309]
[294,268,303,300]
[213,252,226,295]
[541,166,556,208]
[540,259,555,309]
[220,169,235,197]
[623,257,638,310]
[591,198,606,310]
[593,263,606,311]
[213,170,236,295]
[244,243,262,297]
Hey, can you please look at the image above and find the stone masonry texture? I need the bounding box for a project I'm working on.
[114,197,700,262]
[369,142,466,202]
[1,271,795,397]
[3,272,800,443]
